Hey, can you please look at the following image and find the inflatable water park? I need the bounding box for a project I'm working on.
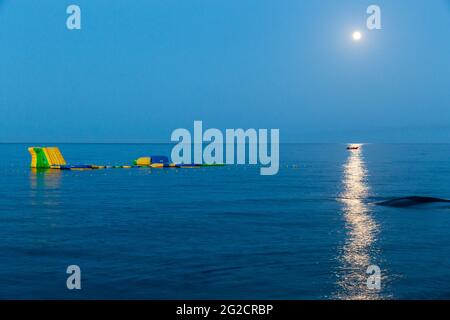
[28,147,223,170]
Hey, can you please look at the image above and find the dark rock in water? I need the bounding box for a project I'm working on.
[376,196,450,208]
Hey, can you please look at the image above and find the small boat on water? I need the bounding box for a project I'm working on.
[346,146,359,150]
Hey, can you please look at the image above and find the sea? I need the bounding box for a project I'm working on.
[0,143,449,299]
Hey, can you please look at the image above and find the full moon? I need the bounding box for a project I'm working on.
[352,31,362,41]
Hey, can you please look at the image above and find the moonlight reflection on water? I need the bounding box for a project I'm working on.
[336,145,382,300]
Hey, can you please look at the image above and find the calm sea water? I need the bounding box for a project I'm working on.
[1,143,450,299]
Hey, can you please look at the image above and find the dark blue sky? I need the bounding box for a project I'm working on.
[0,0,449,142]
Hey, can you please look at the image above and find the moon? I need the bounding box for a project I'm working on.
[352,31,362,41]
